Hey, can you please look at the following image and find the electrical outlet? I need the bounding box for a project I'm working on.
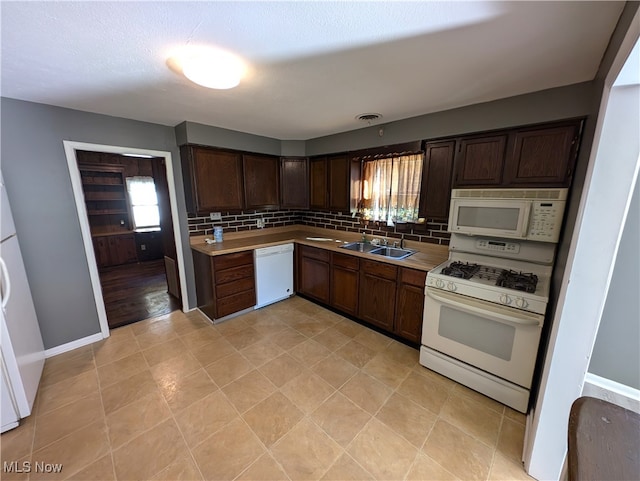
[210,212,222,221]
[257,218,265,228]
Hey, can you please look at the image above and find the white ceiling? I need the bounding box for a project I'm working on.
[0,1,625,140]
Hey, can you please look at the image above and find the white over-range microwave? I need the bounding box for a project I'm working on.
[448,188,568,243]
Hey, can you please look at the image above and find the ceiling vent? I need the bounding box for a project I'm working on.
[356,113,383,124]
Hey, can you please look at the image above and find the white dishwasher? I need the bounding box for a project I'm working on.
[254,243,294,309]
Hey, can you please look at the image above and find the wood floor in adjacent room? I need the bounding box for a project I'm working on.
[99,259,181,329]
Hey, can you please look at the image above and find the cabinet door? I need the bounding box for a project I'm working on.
[328,154,350,212]
[109,234,137,265]
[504,123,580,187]
[395,268,427,343]
[93,236,111,267]
[243,154,280,209]
[280,157,309,209]
[186,147,244,213]
[309,157,328,210]
[420,141,455,220]
[454,135,507,187]
[330,253,359,316]
[298,246,330,303]
[358,260,397,332]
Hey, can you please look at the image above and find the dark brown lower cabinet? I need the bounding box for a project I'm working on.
[193,250,256,320]
[93,233,137,267]
[395,268,427,343]
[358,260,398,332]
[296,246,429,344]
[297,246,330,304]
[330,253,359,316]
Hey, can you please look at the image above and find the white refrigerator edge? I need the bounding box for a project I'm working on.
[1,172,45,433]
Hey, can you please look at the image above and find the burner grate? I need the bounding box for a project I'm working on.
[441,262,479,280]
[497,270,539,293]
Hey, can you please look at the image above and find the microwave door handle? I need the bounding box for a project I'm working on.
[426,289,541,327]
[521,203,532,237]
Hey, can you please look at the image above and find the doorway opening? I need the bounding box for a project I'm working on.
[64,141,190,337]
[75,150,181,328]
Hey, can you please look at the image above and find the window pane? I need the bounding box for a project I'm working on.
[359,153,423,223]
[132,205,160,228]
[126,176,160,228]
[126,177,158,206]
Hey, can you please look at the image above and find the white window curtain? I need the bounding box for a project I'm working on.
[361,153,423,224]
[125,176,160,228]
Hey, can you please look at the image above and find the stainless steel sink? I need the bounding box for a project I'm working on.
[339,242,380,253]
[369,246,416,260]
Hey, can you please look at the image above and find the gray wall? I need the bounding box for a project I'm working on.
[306,82,593,155]
[0,98,195,349]
[176,121,281,155]
[589,145,640,389]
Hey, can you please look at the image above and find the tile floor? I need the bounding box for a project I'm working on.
[1,296,535,481]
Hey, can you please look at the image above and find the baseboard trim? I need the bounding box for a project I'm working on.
[583,372,640,413]
[45,332,104,358]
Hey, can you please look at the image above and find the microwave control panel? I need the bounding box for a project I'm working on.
[528,201,565,242]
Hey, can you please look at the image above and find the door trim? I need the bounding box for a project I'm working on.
[63,141,190,339]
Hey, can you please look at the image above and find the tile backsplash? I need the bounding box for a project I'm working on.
[188,210,450,245]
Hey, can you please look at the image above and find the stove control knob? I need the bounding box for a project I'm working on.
[515,297,528,309]
[435,279,445,289]
[499,294,512,305]
[446,281,457,292]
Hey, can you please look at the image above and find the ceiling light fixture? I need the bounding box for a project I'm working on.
[169,46,246,90]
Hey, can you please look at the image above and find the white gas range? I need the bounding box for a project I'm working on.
[420,234,558,413]
[426,236,555,315]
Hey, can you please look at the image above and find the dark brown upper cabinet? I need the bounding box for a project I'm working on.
[504,122,581,187]
[449,119,582,190]
[419,140,455,220]
[243,154,280,210]
[453,135,507,187]
[309,154,358,212]
[309,156,328,210]
[181,145,244,214]
[327,154,350,211]
[280,157,309,209]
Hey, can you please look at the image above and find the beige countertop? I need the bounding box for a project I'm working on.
[190,226,449,272]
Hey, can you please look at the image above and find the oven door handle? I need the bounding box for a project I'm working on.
[426,288,542,327]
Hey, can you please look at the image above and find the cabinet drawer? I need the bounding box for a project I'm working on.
[215,264,254,285]
[216,277,255,299]
[300,245,330,262]
[400,267,427,287]
[216,290,256,318]
[361,259,398,281]
[213,251,253,271]
[332,252,359,270]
